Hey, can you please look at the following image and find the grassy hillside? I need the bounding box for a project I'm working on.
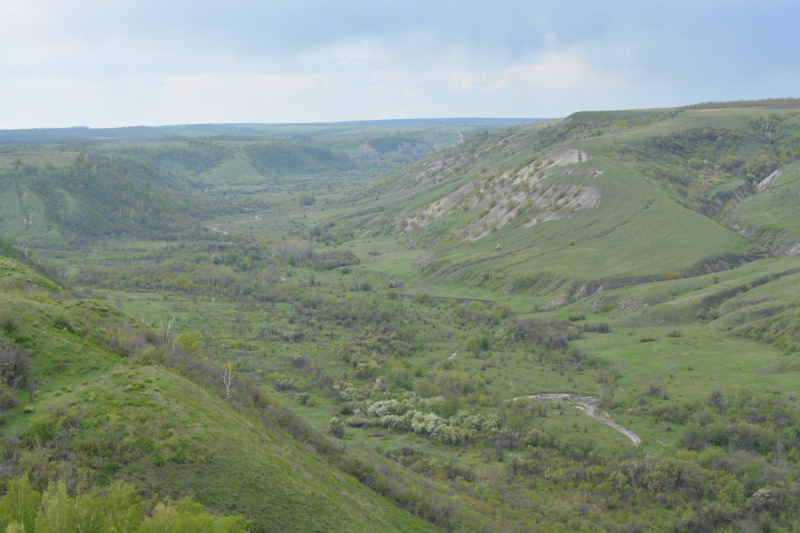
[0,249,443,533]
[0,120,534,243]
[311,107,800,304]
[724,159,800,255]
[243,142,354,178]
[6,103,800,532]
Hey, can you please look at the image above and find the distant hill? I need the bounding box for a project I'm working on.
[355,137,434,161]
[328,106,800,302]
[0,118,547,145]
[244,142,354,177]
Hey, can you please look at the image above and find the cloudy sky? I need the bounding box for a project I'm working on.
[1,0,797,128]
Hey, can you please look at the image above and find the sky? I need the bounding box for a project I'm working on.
[0,0,798,128]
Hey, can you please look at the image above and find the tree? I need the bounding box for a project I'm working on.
[328,417,345,438]
[0,476,41,533]
[0,345,30,388]
[298,195,316,206]
[507,454,523,476]
[4,477,245,533]
[222,362,234,400]
[99,481,142,533]
[174,274,194,290]
[72,493,106,533]
[140,499,248,533]
[707,390,727,414]
[175,331,204,357]
[34,481,70,533]
[159,317,175,344]
[465,338,477,356]
[413,378,440,398]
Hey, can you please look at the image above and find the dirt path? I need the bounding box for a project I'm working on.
[207,225,228,235]
[16,187,32,229]
[510,393,641,446]
[234,214,264,224]
[205,213,267,235]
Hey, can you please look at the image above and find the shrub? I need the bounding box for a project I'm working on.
[707,390,728,414]
[583,322,611,333]
[413,378,440,398]
[0,344,30,387]
[328,417,345,438]
[52,312,72,332]
[27,414,56,440]
[0,311,15,333]
[311,250,360,270]
[640,384,669,400]
[298,195,316,206]
[412,293,431,304]
[0,389,18,410]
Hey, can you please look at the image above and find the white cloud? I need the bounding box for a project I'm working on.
[0,1,797,127]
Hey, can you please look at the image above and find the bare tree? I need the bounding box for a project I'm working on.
[159,317,175,344]
[0,345,30,387]
[222,362,234,400]
[707,390,727,414]
[273,240,312,262]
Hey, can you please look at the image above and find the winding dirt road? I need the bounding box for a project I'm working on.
[510,393,641,446]
[205,213,267,235]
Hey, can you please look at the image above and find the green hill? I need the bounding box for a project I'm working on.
[724,159,800,255]
[324,107,799,304]
[244,143,354,177]
[5,103,800,532]
[0,151,237,241]
[0,247,439,533]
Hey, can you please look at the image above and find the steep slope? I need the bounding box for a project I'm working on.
[0,248,438,533]
[244,143,354,178]
[0,151,239,241]
[356,137,434,161]
[724,159,800,255]
[331,107,799,304]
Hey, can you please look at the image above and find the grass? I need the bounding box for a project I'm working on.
[69,366,435,533]
[0,184,63,245]
[3,106,800,531]
[0,255,439,533]
[726,160,800,241]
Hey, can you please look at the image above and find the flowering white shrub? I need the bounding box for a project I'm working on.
[379,415,407,429]
[449,412,499,432]
[411,411,445,434]
[367,399,400,417]
[412,395,445,407]
[332,381,363,402]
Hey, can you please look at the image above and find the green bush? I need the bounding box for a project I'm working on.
[298,195,316,206]
[0,389,18,410]
[567,312,586,322]
[52,312,72,332]
[0,311,14,333]
[412,293,431,304]
[27,414,56,440]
